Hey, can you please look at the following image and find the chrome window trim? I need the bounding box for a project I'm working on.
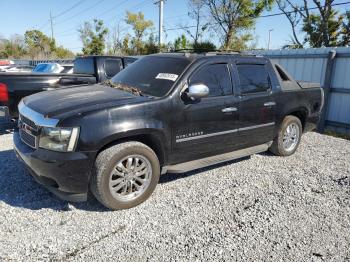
[18,100,59,127]
[238,122,275,131]
[176,122,275,143]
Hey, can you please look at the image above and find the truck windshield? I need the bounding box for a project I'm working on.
[111,56,190,97]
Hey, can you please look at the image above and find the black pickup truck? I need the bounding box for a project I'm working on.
[13,52,323,210]
[0,55,136,120]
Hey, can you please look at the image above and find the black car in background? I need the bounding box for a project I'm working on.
[0,55,137,120]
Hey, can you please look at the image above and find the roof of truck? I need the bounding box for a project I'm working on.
[148,50,266,62]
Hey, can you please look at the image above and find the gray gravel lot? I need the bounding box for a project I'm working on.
[0,129,349,261]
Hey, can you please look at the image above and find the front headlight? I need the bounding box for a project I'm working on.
[39,127,79,152]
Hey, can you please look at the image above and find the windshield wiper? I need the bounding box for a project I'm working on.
[102,80,144,96]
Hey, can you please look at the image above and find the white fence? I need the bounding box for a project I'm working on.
[12,59,74,66]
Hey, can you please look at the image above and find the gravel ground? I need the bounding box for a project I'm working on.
[0,130,349,261]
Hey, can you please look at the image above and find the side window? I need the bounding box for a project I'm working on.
[237,64,271,95]
[124,57,137,67]
[189,63,232,97]
[275,64,290,81]
[104,59,123,78]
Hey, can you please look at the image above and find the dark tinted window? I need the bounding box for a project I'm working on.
[61,66,73,73]
[125,57,137,66]
[74,58,95,75]
[275,64,290,81]
[237,64,270,94]
[189,63,232,97]
[104,59,123,78]
[111,56,190,97]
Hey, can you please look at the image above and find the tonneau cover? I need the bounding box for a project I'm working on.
[297,81,321,89]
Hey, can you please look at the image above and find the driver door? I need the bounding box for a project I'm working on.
[171,59,241,163]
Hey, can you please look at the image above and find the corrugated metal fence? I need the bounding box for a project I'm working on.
[257,47,350,134]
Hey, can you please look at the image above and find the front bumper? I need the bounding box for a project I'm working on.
[13,131,96,202]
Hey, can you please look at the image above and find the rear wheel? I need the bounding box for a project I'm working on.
[91,141,160,210]
[269,115,302,156]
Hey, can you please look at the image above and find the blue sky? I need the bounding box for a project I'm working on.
[1,0,350,53]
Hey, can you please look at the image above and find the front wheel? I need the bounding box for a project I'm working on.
[269,115,302,156]
[91,141,160,210]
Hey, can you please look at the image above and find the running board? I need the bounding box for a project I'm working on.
[162,142,272,174]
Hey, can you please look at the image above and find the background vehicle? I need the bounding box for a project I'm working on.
[0,55,137,120]
[0,59,14,71]
[0,65,33,73]
[32,63,73,74]
[13,52,323,210]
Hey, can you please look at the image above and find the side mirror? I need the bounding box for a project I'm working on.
[186,83,209,99]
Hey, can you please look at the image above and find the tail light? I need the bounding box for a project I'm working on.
[0,83,9,102]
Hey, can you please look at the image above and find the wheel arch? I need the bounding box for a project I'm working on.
[285,107,308,131]
[96,129,168,167]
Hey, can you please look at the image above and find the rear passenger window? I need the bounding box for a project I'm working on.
[275,64,290,81]
[104,59,123,78]
[189,64,232,97]
[125,57,137,67]
[73,58,94,75]
[237,64,271,95]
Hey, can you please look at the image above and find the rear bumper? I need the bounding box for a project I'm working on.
[13,131,96,202]
[304,114,321,133]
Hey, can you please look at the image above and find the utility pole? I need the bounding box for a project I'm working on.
[267,29,273,50]
[154,0,164,49]
[50,10,54,41]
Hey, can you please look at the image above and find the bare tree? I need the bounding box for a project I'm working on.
[183,0,209,44]
[107,21,127,55]
[203,0,273,49]
[276,0,303,47]
[276,0,347,48]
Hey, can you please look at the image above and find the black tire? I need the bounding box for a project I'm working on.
[269,115,302,156]
[91,141,160,210]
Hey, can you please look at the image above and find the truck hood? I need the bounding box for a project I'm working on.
[23,84,150,118]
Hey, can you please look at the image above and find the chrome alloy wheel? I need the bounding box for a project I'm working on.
[283,123,300,152]
[109,155,152,201]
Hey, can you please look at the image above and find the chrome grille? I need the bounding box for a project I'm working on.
[17,101,59,150]
[19,128,37,148]
[20,114,38,131]
[18,113,39,149]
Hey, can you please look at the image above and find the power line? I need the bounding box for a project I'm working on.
[104,0,151,25]
[37,21,50,30]
[54,0,105,26]
[164,13,188,21]
[53,0,87,19]
[164,1,350,31]
[33,0,86,31]
[94,0,129,19]
[55,0,151,38]
[55,0,148,36]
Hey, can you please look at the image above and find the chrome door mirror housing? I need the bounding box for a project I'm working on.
[186,83,209,99]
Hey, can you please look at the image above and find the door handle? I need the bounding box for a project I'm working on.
[264,102,276,107]
[42,87,55,91]
[222,107,238,113]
